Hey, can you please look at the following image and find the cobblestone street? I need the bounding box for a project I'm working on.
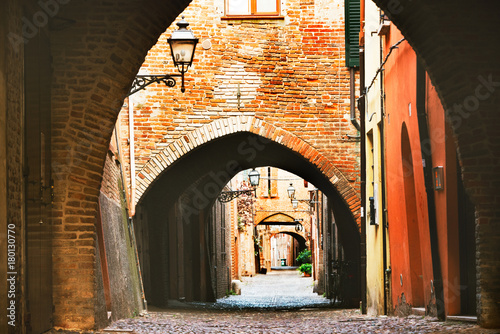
[215,268,330,309]
[82,270,499,334]
[93,309,500,334]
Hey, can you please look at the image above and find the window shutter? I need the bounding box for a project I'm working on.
[270,167,278,197]
[260,167,269,197]
[345,0,360,67]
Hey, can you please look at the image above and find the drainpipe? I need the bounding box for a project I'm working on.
[350,68,361,131]
[416,59,445,320]
[129,96,136,216]
[379,27,389,316]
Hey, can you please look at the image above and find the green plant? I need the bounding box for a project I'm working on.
[226,289,237,296]
[296,249,311,265]
[298,263,312,275]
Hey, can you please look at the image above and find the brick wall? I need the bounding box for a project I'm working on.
[118,0,361,217]
[48,1,192,328]
[101,151,122,204]
[98,136,144,323]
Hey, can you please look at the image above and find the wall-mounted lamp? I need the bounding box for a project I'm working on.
[287,183,296,199]
[432,166,444,190]
[248,168,260,188]
[128,16,198,96]
[218,168,260,203]
[288,183,318,210]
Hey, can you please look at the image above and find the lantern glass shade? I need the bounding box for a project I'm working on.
[248,168,260,187]
[168,16,199,73]
[292,199,298,209]
[287,183,295,199]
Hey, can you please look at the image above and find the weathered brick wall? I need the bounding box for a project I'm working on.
[48,0,192,329]
[98,137,144,321]
[100,149,122,204]
[118,0,361,213]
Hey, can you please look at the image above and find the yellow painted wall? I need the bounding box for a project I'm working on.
[364,0,389,316]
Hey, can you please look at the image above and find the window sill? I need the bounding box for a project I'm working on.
[222,15,284,20]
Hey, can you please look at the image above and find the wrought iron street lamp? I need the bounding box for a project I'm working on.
[248,168,260,187]
[128,16,198,96]
[218,168,261,203]
[288,183,319,210]
[287,183,296,200]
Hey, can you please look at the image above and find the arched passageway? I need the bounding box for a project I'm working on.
[2,0,500,331]
[269,232,307,267]
[134,132,361,306]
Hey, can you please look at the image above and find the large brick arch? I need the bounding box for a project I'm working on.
[49,0,193,329]
[135,116,361,226]
[372,1,500,327]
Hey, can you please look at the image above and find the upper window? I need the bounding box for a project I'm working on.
[225,0,281,17]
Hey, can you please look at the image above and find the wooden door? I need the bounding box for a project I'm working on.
[24,23,53,334]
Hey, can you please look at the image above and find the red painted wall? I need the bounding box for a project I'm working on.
[426,77,461,316]
[384,24,462,316]
[384,26,434,312]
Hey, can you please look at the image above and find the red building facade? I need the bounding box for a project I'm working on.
[384,25,476,318]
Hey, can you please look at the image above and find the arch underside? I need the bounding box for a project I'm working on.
[136,116,361,231]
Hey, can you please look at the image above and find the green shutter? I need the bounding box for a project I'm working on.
[345,0,360,67]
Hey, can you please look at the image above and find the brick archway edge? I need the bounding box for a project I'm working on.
[135,116,361,227]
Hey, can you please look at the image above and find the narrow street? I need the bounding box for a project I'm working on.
[83,271,499,334]
[216,268,330,309]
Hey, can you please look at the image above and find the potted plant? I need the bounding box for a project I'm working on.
[299,263,312,277]
[296,249,312,277]
[296,249,311,265]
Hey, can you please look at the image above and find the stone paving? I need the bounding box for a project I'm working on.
[97,309,499,334]
[48,270,500,334]
[215,268,331,309]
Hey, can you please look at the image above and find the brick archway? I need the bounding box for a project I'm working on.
[256,212,308,242]
[257,212,297,225]
[48,1,193,329]
[135,116,361,227]
[26,0,497,330]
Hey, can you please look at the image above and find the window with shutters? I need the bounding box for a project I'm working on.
[259,167,269,198]
[224,0,281,18]
[270,167,278,197]
[345,0,360,67]
[259,167,278,197]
